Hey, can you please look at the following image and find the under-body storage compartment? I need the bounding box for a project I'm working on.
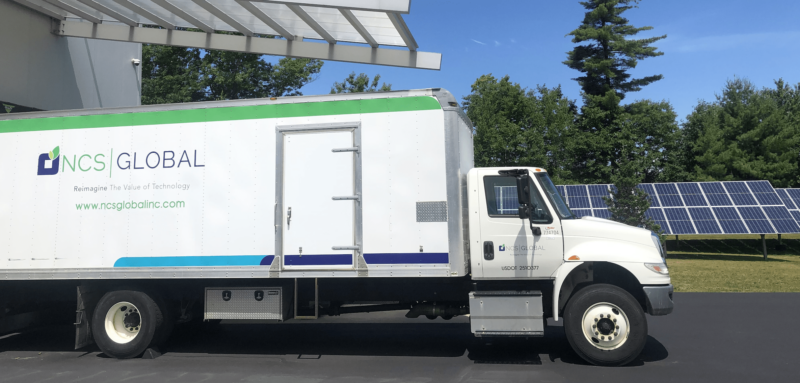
[205,287,292,321]
[469,291,544,337]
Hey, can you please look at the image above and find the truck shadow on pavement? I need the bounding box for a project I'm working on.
[0,321,668,366]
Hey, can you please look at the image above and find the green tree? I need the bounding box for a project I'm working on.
[330,72,392,93]
[682,78,800,187]
[564,0,666,105]
[564,0,675,226]
[141,45,204,105]
[604,165,662,233]
[530,85,579,184]
[141,38,323,104]
[623,100,680,183]
[565,0,671,182]
[602,113,663,232]
[202,51,322,100]
[462,75,577,183]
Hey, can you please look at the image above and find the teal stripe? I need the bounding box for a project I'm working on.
[0,97,441,134]
[114,256,266,267]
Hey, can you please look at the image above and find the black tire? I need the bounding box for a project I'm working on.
[563,284,647,366]
[91,290,165,359]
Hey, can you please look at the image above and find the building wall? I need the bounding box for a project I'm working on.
[0,0,142,112]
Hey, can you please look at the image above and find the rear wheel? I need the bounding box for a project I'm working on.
[91,290,166,359]
[563,284,647,366]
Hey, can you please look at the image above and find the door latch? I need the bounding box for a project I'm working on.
[483,241,494,261]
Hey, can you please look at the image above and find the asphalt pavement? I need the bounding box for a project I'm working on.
[0,293,798,382]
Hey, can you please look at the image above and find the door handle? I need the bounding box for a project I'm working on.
[483,241,494,261]
[287,207,292,227]
[532,227,542,236]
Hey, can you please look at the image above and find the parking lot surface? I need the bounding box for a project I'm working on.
[0,293,797,382]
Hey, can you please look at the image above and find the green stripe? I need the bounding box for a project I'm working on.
[0,97,441,134]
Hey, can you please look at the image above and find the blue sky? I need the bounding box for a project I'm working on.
[299,0,800,121]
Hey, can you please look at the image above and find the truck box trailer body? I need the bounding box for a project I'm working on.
[0,89,673,366]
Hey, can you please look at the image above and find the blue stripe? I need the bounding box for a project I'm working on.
[114,255,271,267]
[363,253,449,264]
[260,255,275,266]
[113,252,450,267]
[284,254,352,266]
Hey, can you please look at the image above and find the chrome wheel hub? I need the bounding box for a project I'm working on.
[581,302,630,350]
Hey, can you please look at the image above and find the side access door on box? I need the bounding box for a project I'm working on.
[275,123,363,270]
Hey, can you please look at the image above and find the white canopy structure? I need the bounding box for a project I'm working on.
[10,0,441,69]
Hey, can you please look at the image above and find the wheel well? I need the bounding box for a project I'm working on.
[559,262,646,316]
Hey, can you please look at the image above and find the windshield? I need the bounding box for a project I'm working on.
[535,173,576,219]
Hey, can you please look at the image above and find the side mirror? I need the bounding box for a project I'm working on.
[498,169,540,235]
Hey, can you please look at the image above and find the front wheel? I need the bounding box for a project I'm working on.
[91,290,166,359]
[563,284,647,366]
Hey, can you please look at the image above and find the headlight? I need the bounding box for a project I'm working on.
[645,263,669,275]
[651,232,665,260]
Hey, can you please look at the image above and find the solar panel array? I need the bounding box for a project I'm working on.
[494,186,520,215]
[776,189,800,226]
[556,181,800,235]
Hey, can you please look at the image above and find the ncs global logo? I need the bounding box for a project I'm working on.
[35,145,205,177]
[37,146,60,176]
[499,244,506,251]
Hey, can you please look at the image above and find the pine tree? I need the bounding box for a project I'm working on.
[564,0,673,229]
[564,0,666,104]
[565,0,671,185]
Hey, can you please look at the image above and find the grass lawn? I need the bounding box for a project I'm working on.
[663,234,800,292]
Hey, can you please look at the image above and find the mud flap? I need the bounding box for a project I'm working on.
[75,285,99,350]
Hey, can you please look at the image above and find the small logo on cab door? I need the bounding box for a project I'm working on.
[499,244,506,251]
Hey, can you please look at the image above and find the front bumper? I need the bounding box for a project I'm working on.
[643,284,674,316]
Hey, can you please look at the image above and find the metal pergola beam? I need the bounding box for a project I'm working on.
[151,0,215,33]
[236,0,295,40]
[250,0,411,14]
[114,0,176,29]
[339,8,376,48]
[192,0,254,37]
[54,19,441,69]
[286,3,335,44]
[77,0,137,27]
[386,12,417,51]
[44,0,103,24]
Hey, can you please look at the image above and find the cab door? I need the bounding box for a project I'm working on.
[475,169,564,279]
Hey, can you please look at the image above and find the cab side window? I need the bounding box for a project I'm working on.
[483,176,553,223]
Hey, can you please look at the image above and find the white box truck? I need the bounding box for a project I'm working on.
[0,89,672,366]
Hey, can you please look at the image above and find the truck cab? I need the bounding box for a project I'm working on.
[466,167,673,365]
